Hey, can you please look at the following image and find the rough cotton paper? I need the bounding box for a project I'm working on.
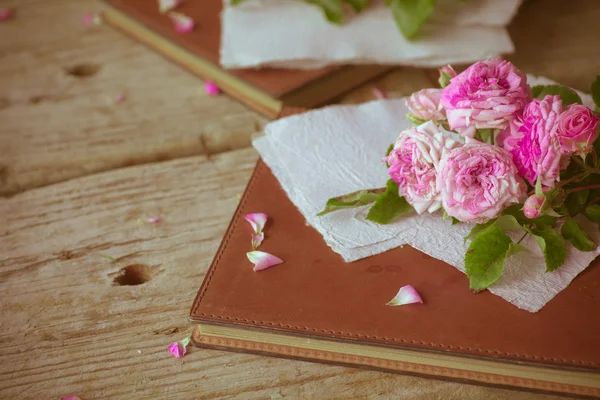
[252,77,600,312]
[221,0,517,69]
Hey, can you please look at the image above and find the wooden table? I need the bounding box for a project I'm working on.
[1,0,599,398]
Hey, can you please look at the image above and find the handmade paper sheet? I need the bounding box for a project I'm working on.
[253,77,600,312]
[221,0,520,69]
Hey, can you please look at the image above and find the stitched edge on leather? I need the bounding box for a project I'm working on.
[192,161,599,368]
[196,335,600,398]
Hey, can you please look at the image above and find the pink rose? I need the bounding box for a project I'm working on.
[440,58,531,131]
[384,121,460,214]
[523,194,545,219]
[437,139,525,223]
[406,89,445,121]
[506,95,563,187]
[557,104,599,155]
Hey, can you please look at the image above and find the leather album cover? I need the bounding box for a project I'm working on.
[190,158,600,397]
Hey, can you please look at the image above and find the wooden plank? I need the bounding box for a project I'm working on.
[0,149,565,399]
[0,0,267,196]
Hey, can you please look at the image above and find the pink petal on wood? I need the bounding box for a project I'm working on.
[82,13,102,25]
[168,336,190,358]
[372,88,387,100]
[244,213,268,234]
[204,81,221,96]
[114,91,127,103]
[158,0,183,13]
[168,12,194,33]
[251,232,264,250]
[247,251,283,272]
[0,9,13,22]
[386,285,423,306]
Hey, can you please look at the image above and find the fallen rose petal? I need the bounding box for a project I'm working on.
[168,336,191,358]
[0,9,13,22]
[244,213,268,234]
[145,217,161,223]
[158,0,183,13]
[251,232,264,250]
[114,91,127,103]
[247,251,283,272]
[83,13,102,25]
[204,81,221,96]
[168,12,194,33]
[372,88,387,100]
[386,285,423,306]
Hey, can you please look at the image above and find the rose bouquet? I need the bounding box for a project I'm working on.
[319,58,600,292]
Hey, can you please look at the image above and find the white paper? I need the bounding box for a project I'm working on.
[253,76,599,312]
[221,0,518,69]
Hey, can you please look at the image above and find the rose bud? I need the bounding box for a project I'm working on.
[557,104,599,156]
[523,194,545,219]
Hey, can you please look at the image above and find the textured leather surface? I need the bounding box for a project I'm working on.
[191,159,600,371]
[104,0,336,96]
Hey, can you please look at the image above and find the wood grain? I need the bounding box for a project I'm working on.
[1,0,599,398]
[0,0,266,196]
[0,149,566,400]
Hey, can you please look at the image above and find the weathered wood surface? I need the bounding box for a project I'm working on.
[0,149,565,400]
[2,0,600,398]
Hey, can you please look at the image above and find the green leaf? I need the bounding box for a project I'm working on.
[385,0,435,40]
[304,0,344,24]
[583,204,600,226]
[477,128,493,144]
[366,179,412,224]
[561,219,596,251]
[591,76,600,110]
[529,227,567,272]
[565,190,589,216]
[494,214,525,233]
[507,242,528,257]
[465,226,512,292]
[385,143,394,158]
[229,0,247,4]
[318,188,385,216]
[342,0,369,12]
[406,113,427,125]
[464,220,495,244]
[451,217,460,225]
[530,85,583,106]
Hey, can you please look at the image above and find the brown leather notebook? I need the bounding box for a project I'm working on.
[190,157,600,398]
[101,0,391,118]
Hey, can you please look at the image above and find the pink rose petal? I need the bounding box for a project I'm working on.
[247,251,283,272]
[168,12,194,33]
[372,88,387,100]
[145,217,161,223]
[386,285,423,306]
[168,336,191,358]
[83,13,102,25]
[114,91,127,104]
[0,9,13,22]
[251,232,264,250]
[158,0,183,13]
[204,81,221,96]
[244,213,268,234]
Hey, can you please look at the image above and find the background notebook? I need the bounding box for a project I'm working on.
[190,159,600,398]
[101,0,391,118]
